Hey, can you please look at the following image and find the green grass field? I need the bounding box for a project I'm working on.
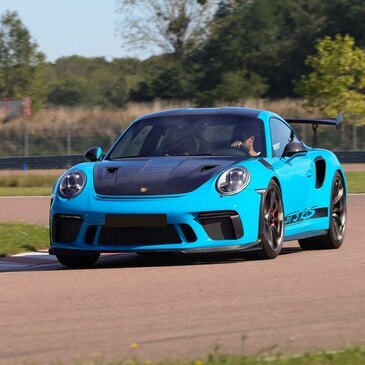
[0,171,363,196]
[345,171,365,193]
[45,347,365,365]
[0,187,52,196]
[0,223,49,257]
[0,175,55,196]
[0,174,56,187]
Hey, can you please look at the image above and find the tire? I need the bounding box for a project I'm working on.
[56,253,100,268]
[246,180,284,259]
[299,171,346,250]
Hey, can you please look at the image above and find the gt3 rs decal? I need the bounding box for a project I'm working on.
[285,207,328,225]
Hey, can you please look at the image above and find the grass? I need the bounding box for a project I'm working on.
[0,174,56,187]
[0,223,49,256]
[0,174,55,196]
[0,187,52,196]
[50,346,365,365]
[345,171,365,193]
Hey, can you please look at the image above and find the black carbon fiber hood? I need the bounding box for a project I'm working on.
[93,156,243,195]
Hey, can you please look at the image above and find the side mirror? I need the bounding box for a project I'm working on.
[84,146,103,162]
[282,142,307,158]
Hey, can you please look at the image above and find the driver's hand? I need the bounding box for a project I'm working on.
[231,141,243,148]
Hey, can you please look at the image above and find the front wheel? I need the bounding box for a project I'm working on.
[247,180,284,260]
[56,253,100,268]
[299,172,346,250]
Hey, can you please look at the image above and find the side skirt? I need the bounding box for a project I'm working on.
[284,229,327,241]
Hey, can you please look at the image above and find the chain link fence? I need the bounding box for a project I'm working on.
[0,121,363,157]
[0,121,126,157]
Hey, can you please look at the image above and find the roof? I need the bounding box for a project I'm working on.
[138,107,263,120]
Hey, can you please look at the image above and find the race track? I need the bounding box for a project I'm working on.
[0,195,364,365]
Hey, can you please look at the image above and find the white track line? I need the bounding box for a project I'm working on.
[0,196,51,199]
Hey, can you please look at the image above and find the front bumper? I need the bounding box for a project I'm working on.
[49,187,262,254]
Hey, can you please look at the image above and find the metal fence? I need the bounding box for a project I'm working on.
[0,122,364,158]
[0,155,85,170]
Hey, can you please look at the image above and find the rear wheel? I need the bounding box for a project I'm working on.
[56,253,100,268]
[299,172,346,250]
[246,180,284,259]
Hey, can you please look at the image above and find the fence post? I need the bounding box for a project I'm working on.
[301,125,306,144]
[352,125,358,150]
[24,121,29,157]
[65,121,72,155]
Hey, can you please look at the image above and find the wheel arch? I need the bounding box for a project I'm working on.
[336,169,347,194]
[270,175,285,218]
[271,176,281,191]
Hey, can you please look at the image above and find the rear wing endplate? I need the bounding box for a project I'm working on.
[285,113,343,148]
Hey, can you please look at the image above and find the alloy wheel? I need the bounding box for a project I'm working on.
[263,185,284,250]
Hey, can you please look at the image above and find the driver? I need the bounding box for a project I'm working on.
[230,125,261,157]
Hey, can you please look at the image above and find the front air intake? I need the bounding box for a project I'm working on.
[196,211,243,240]
[52,215,83,243]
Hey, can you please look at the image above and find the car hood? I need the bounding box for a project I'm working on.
[93,156,244,195]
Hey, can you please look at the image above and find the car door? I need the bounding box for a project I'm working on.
[268,118,315,228]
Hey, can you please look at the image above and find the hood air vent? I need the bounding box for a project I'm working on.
[201,165,218,172]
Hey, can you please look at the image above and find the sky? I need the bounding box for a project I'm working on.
[0,0,129,62]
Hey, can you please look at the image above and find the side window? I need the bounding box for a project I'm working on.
[270,118,299,157]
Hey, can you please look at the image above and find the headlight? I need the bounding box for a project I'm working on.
[59,170,86,199]
[216,167,250,195]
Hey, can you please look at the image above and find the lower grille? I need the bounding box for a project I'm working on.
[84,225,98,244]
[52,215,83,243]
[98,225,182,245]
[180,224,197,242]
[197,211,243,240]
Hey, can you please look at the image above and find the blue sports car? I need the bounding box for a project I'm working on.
[49,108,347,267]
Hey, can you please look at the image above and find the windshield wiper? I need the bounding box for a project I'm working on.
[189,153,213,156]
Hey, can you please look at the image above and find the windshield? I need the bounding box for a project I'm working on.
[107,114,266,160]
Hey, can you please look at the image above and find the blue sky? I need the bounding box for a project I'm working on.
[0,0,128,62]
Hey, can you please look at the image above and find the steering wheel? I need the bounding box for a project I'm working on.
[215,146,251,156]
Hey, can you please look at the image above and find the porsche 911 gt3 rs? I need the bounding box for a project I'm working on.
[49,107,347,267]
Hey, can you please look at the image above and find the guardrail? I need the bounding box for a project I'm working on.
[0,151,364,170]
[332,151,365,164]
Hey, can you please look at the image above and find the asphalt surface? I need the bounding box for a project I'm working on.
[0,195,364,365]
[0,196,50,226]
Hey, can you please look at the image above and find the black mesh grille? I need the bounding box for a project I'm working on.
[180,224,197,242]
[84,225,98,244]
[98,225,182,245]
[197,211,243,240]
[52,215,82,243]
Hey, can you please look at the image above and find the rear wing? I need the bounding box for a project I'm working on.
[285,113,343,148]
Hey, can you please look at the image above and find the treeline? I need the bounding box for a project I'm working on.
[1,0,365,109]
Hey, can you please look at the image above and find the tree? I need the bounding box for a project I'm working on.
[195,70,267,106]
[46,56,129,107]
[47,78,88,106]
[295,35,365,126]
[117,0,219,58]
[0,11,47,109]
[193,0,328,99]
